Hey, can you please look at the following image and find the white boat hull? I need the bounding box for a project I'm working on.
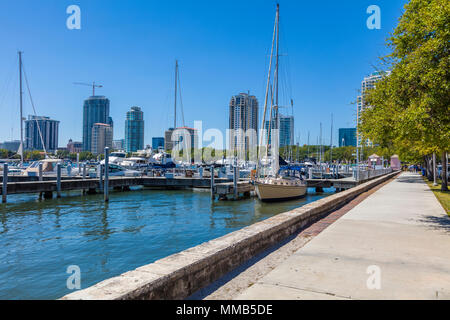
[255,181,307,202]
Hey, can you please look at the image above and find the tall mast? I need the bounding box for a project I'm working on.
[174,60,178,129]
[18,51,24,165]
[330,113,333,163]
[274,3,280,130]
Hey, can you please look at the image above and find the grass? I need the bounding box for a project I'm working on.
[424,177,450,216]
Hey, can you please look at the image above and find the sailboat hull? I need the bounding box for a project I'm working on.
[255,182,307,202]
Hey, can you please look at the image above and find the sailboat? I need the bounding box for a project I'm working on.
[255,4,307,202]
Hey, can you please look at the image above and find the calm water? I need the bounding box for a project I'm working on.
[0,187,334,299]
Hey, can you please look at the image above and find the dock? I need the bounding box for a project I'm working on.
[1,168,393,203]
[0,176,231,201]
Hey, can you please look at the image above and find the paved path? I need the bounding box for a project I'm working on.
[237,173,450,300]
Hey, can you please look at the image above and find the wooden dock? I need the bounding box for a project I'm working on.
[0,176,231,201]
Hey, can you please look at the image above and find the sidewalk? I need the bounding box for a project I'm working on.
[237,173,450,300]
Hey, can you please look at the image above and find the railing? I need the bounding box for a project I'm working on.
[353,167,393,181]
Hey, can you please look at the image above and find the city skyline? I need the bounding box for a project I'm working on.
[0,1,407,148]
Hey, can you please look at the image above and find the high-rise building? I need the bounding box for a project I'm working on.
[356,71,389,147]
[164,127,198,151]
[229,93,258,152]
[67,139,83,153]
[164,128,175,151]
[0,140,20,152]
[112,139,125,150]
[338,128,357,147]
[264,115,294,148]
[91,123,113,155]
[152,137,165,150]
[83,96,112,152]
[24,115,59,152]
[125,106,144,153]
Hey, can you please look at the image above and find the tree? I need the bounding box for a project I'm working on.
[360,0,449,191]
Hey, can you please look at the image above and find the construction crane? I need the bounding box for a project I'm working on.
[73,81,103,96]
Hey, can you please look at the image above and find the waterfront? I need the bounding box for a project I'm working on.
[0,187,334,299]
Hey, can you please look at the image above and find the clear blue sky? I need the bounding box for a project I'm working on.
[0,0,407,148]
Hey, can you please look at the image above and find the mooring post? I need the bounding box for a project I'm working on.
[2,163,8,203]
[104,147,109,202]
[98,164,103,192]
[210,165,215,200]
[308,167,313,180]
[82,163,86,179]
[233,165,238,200]
[76,153,80,173]
[38,162,43,181]
[56,163,61,198]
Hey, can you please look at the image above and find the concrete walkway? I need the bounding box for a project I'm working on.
[237,173,450,300]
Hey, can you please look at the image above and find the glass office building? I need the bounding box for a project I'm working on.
[338,128,357,147]
[125,106,144,153]
[83,96,112,152]
[152,137,165,150]
[265,115,294,148]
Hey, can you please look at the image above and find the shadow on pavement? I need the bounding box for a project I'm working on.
[418,215,450,233]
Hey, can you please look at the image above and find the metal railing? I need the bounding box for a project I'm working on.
[353,167,393,181]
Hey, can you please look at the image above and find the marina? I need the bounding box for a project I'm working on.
[0,182,336,300]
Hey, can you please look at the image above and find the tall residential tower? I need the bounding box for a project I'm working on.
[82,96,113,152]
[229,93,258,152]
[125,106,144,153]
[24,115,59,152]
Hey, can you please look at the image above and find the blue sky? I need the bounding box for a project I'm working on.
[0,0,407,148]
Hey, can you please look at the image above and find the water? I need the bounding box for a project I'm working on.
[0,187,334,299]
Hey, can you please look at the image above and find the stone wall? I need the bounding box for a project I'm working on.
[61,171,399,300]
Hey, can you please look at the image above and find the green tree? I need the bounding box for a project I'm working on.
[360,0,449,191]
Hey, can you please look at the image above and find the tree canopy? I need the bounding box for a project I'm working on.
[359,0,449,188]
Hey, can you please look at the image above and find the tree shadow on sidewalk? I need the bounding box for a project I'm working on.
[396,175,427,184]
[417,215,450,233]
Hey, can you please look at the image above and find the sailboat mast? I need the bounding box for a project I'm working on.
[18,51,24,165]
[174,60,178,129]
[274,3,280,130]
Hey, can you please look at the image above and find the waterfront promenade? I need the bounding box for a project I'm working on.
[237,173,450,299]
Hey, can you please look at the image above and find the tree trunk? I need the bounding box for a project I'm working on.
[441,152,448,191]
[426,155,433,181]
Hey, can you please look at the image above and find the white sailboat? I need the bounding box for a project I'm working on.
[255,4,307,202]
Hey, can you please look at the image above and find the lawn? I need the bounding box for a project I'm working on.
[424,178,450,216]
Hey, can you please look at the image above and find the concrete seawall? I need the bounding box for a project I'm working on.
[62,171,399,300]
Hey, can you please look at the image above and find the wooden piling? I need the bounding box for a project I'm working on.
[2,164,8,203]
[104,147,109,202]
[210,166,215,200]
[56,163,61,198]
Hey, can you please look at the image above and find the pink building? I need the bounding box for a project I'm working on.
[390,155,401,170]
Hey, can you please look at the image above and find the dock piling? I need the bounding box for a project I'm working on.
[2,164,8,203]
[38,163,43,181]
[82,163,86,179]
[98,164,103,192]
[210,166,215,200]
[56,163,61,198]
[233,165,238,200]
[104,147,109,202]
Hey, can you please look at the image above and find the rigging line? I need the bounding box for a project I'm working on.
[257,6,278,176]
[21,63,48,156]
